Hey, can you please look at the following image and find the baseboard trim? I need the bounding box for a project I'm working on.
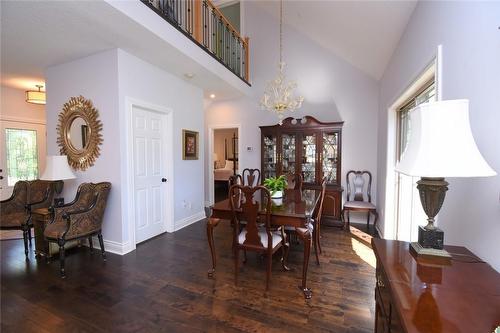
[174,211,205,231]
[85,237,133,256]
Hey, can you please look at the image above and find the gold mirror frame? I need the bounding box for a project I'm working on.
[57,95,103,171]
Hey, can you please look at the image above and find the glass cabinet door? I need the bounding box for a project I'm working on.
[281,133,296,175]
[262,134,277,179]
[301,133,316,183]
[322,131,339,184]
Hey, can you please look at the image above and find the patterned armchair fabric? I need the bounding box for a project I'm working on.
[44,182,111,241]
[0,180,56,228]
[1,180,58,259]
[0,181,29,227]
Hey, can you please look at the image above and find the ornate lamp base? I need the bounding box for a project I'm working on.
[418,225,444,249]
[410,242,451,260]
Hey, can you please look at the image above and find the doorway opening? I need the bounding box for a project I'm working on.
[209,126,240,204]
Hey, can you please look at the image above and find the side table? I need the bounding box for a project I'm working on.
[31,208,53,258]
[32,208,80,259]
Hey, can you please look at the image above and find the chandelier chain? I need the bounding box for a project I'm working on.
[280,0,283,64]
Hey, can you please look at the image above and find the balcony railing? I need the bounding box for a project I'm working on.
[142,0,250,84]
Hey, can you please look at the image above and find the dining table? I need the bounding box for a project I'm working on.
[206,188,319,299]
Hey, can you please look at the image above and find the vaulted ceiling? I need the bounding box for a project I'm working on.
[254,1,417,80]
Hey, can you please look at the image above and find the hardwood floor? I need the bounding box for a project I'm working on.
[1,220,376,333]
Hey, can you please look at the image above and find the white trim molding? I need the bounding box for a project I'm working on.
[0,115,46,125]
[174,211,205,231]
[88,237,134,256]
[123,97,175,253]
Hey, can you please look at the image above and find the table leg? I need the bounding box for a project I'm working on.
[206,217,220,278]
[296,225,313,299]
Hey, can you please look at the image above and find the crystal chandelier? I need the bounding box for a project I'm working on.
[260,0,304,125]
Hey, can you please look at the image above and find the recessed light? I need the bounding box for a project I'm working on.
[184,73,195,79]
[210,94,216,99]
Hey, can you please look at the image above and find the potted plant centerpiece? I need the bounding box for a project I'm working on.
[263,175,287,201]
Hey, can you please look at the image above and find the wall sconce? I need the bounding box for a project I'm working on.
[25,85,46,105]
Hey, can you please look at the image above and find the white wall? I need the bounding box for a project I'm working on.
[205,2,379,209]
[46,49,205,253]
[46,49,123,245]
[377,2,500,271]
[117,49,205,242]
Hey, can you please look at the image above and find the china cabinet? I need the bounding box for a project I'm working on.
[260,116,343,221]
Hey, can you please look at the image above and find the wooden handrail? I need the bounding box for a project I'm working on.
[141,0,250,83]
[204,0,244,43]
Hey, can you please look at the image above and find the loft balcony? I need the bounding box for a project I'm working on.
[141,0,250,84]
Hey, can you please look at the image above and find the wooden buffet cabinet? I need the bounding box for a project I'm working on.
[372,238,500,333]
[260,116,343,222]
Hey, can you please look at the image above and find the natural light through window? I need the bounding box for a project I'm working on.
[5,128,38,186]
[351,238,376,268]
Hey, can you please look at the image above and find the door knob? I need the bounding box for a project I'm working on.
[161,178,167,183]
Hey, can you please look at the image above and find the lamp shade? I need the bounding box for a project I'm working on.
[40,155,76,181]
[395,99,496,177]
[213,152,218,161]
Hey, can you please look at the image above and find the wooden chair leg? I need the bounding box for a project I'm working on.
[317,220,322,254]
[22,228,29,261]
[243,250,247,263]
[58,240,66,278]
[97,233,106,261]
[28,227,32,246]
[280,229,290,271]
[266,250,272,291]
[313,226,320,265]
[373,210,379,235]
[366,211,371,232]
[347,210,351,230]
[234,248,239,286]
[89,236,94,254]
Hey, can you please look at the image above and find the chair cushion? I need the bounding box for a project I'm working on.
[284,220,316,232]
[344,201,376,209]
[0,212,30,228]
[238,228,283,248]
[43,220,67,239]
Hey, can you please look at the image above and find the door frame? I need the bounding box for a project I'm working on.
[124,97,174,252]
[208,124,241,205]
[383,45,442,239]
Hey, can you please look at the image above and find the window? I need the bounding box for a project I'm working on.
[5,128,39,186]
[395,80,436,242]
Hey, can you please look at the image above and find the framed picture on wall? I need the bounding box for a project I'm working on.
[182,129,199,160]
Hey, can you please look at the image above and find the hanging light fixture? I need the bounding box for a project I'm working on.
[25,85,46,105]
[260,0,304,124]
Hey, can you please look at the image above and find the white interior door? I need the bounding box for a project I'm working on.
[0,121,46,200]
[132,106,169,243]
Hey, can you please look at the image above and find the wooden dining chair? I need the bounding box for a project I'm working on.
[241,168,260,187]
[229,184,288,291]
[285,173,303,191]
[312,177,327,264]
[342,170,379,233]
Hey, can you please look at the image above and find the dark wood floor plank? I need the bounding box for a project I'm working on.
[1,221,375,332]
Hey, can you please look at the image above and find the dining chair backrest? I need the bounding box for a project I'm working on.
[285,173,303,191]
[229,184,271,249]
[312,177,327,223]
[346,170,372,202]
[229,174,243,187]
[242,168,261,187]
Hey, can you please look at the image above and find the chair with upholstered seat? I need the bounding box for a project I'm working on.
[229,184,288,291]
[0,180,57,259]
[342,170,379,233]
[241,168,260,187]
[44,182,111,277]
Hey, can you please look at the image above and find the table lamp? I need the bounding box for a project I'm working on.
[395,99,496,258]
[40,155,76,206]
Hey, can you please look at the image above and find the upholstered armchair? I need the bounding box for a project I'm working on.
[0,180,57,259]
[44,182,111,277]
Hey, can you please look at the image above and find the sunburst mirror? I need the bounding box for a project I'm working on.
[57,95,103,171]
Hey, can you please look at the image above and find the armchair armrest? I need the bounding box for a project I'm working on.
[26,188,51,212]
